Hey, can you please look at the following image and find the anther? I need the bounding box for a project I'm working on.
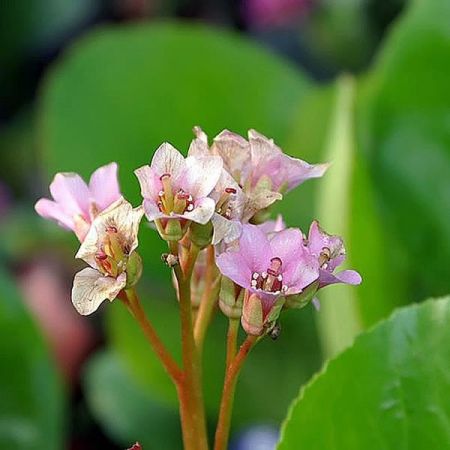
[225,187,237,194]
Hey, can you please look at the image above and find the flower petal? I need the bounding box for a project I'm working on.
[283,156,329,192]
[50,172,91,217]
[215,250,252,289]
[143,198,166,222]
[269,228,304,265]
[211,214,242,245]
[134,165,162,201]
[242,189,282,222]
[89,162,121,210]
[150,143,185,184]
[188,126,210,157]
[238,224,270,273]
[35,198,74,230]
[258,214,286,234]
[318,269,362,288]
[212,130,250,177]
[183,155,223,198]
[72,268,126,315]
[182,197,216,224]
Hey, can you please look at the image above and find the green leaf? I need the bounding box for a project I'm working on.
[357,0,450,296]
[38,21,311,281]
[0,267,65,450]
[83,351,181,450]
[278,296,450,449]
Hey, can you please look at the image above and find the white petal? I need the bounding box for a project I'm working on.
[182,197,216,224]
[183,155,223,198]
[151,142,186,184]
[72,268,126,315]
[212,214,242,245]
[242,189,282,222]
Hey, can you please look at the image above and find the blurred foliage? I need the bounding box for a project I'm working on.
[0,267,65,449]
[357,0,450,299]
[83,351,182,450]
[278,296,450,449]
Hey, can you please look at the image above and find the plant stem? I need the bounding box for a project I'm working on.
[194,245,221,351]
[121,288,182,385]
[214,335,258,450]
[170,240,209,450]
[225,319,239,371]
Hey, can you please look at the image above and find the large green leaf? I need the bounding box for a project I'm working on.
[278,296,450,449]
[83,351,181,450]
[357,0,450,296]
[0,268,65,450]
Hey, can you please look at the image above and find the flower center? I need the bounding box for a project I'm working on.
[95,225,128,277]
[250,257,287,294]
[216,187,237,219]
[318,247,331,269]
[157,173,194,215]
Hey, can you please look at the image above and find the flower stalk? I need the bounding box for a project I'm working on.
[214,334,258,450]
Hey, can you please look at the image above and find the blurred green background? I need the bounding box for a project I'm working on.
[0,0,449,449]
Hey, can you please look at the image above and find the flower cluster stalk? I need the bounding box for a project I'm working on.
[170,241,209,450]
[214,334,258,450]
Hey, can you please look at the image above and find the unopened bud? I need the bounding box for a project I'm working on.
[188,221,213,249]
[219,277,244,319]
[125,252,143,288]
[284,280,319,310]
[127,443,142,450]
[241,293,264,336]
[155,218,185,242]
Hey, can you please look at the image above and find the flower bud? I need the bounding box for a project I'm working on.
[188,221,213,249]
[241,293,285,336]
[284,280,319,309]
[125,252,143,288]
[219,277,244,319]
[155,218,185,242]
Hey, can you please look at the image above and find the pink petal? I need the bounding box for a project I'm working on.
[135,165,162,201]
[89,162,121,210]
[238,224,270,273]
[35,198,74,230]
[319,269,362,288]
[284,156,329,192]
[50,172,91,217]
[215,250,252,289]
[143,199,165,222]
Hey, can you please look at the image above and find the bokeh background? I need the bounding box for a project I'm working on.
[1,0,449,449]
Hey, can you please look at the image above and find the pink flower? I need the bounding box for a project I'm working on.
[35,163,121,241]
[216,224,319,333]
[72,198,144,315]
[135,143,222,229]
[307,220,362,288]
[257,214,286,234]
[245,129,329,193]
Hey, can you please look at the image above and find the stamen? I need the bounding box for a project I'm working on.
[319,247,331,268]
[225,187,237,194]
[106,226,118,233]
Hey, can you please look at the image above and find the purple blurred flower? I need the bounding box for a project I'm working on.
[243,0,312,27]
[35,162,121,241]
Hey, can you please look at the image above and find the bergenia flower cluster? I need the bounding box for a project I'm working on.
[35,127,360,327]
[35,126,361,450]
